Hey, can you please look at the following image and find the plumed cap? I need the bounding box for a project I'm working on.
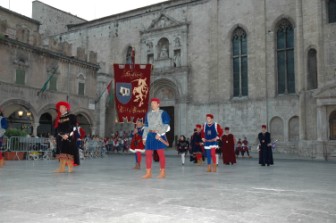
[56,101,70,111]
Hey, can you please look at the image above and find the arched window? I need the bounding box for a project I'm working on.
[232,27,248,97]
[158,38,169,59]
[126,46,134,64]
[48,75,57,91]
[329,111,336,140]
[77,74,86,96]
[16,68,25,85]
[38,113,53,136]
[270,116,284,141]
[46,64,58,91]
[288,116,299,141]
[276,19,295,94]
[307,49,318,90]
[328,0,336,23]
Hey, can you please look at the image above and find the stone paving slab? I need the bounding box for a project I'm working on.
[0,152,335,223]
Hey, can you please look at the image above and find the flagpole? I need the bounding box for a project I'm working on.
[95,80,112,104]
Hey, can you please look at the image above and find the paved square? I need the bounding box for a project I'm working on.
[1,151,335,223]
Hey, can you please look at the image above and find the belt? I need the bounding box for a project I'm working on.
[149,130,158,133]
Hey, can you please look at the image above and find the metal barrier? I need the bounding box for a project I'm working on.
[84,139,106,159]
[0,136,9,151]
[7,136,50,160]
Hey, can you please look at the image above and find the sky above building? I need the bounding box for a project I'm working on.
[0,0,168,20]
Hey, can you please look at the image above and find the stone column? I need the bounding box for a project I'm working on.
[317,105,327,141]
[32,122,39,137]
[299,92,306,140]
[296,0,306,140]
[176,99,187,137]
[96,74,109,137]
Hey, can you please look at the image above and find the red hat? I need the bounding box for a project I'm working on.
[206,114,214,119]
[196,124,202,129]
[56,101,70,111]
[225,127,230,130]
[151,98,160,104]
[262,124,267,129]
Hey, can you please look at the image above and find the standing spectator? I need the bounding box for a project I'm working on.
[215,138,222,166]
[190,125,204,165]
[142,98,170,179]
[235,138,243,158]
[201,114,223,172]
[221,127,236,165]
[112,136,120,153]
[176,135,189,165]
[258,125,274,166]
[242,136,252,158]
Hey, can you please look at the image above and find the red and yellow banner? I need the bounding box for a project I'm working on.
[113,64,152,123]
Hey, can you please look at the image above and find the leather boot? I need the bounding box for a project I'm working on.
[133,163,139,169]
[212,163,217,172]
[207,165,211,172]
[157,169,166,179]
[67,159,74,173]
[142,169,152,179]
[54,158,66,173]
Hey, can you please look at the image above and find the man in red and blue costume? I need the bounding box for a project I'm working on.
[201,114,223,172]
[0,111,8,167]
[142,98,170,179]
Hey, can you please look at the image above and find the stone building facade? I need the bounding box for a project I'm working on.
[3,0,336,159]
[0,6,101,137]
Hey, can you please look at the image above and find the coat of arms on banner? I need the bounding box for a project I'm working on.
[116,83,132,105]
[114,64,152,123]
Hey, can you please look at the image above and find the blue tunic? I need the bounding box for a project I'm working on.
[143,109,170,150]
[203,123,219,149]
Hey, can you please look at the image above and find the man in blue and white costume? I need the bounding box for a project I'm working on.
[201,114,223,172]
[0,111,8,167]
[142,98,170,179]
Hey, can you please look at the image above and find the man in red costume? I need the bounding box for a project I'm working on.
[221,127,236,165]
[191,124,204,165]
[54,101,78,173]
[129,119,145,169]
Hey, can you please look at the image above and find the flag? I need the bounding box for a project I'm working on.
[106,81,113,103]
[37,73,55,95]
[114,64,152,123]
[95,80,113,103]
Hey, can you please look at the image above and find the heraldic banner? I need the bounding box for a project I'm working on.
[113,64,152,123]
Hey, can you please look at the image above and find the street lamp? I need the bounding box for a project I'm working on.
[18,110,23,117]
